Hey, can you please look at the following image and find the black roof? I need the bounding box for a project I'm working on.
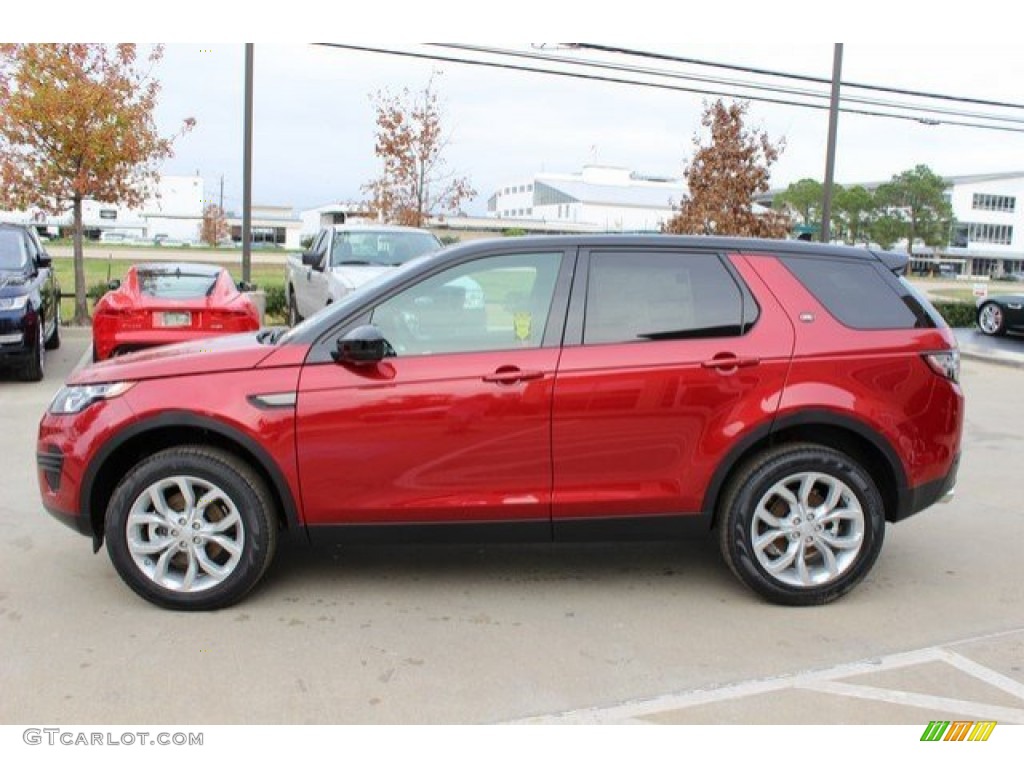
[428,234,907,271]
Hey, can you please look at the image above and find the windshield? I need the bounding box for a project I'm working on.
[330,230,441,267]
[0,230,29,271]
[276,250,442,345]
[138,269,220,299]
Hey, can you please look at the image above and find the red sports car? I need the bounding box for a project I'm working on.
[92,263,260,361]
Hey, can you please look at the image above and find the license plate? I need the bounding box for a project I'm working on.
[160,312,191,327]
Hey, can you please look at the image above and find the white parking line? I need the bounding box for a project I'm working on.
[511,629,1024,724]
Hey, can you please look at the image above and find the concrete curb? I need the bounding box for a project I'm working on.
[958,349,1024,370]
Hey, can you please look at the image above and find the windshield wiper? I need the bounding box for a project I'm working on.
[334,260,372,266]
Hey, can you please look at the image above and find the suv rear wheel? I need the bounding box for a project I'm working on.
[718,443,885,606]
[104,446,278,610]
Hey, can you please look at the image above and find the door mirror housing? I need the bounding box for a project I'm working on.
[301,251,322,269]
[107,279,122,291]
[332,325,394,365]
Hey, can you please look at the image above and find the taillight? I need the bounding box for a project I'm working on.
[96,309,148,330]
[205,310,252,330]
[923,349,960,383]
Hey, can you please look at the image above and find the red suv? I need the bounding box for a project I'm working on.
[37,236,963,610]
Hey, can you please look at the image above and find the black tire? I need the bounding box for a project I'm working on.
[718,443,885,606]
[287,289,302,327]
[104,446,278,610]
[18,321,44,382]
[45,305,61,350]
[976,301,1007,336]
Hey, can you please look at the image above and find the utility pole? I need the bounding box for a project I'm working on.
[242,43,254,283]
[821,43,843,243]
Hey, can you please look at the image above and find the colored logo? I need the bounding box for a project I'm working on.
[920,721,996,742]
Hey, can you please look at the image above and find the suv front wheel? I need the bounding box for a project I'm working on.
[718,443,885,606]
[104,446,278,610]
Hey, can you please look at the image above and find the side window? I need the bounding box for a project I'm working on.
[583,251,747,344]
[782,257,928,329]
[370,251,562,356]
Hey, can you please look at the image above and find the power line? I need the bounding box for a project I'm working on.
[435,44,1024,128]
[317,44,1024,135]
[570,43,1024,112]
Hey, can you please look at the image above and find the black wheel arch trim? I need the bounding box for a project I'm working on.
[81,411,304,547]
[700,409,911,525]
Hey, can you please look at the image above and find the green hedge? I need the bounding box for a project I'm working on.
[263,285,286,319]
[932,301,976,328]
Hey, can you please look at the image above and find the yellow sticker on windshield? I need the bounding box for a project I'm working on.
[513,312,532,341]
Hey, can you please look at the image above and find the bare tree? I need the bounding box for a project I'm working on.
[363,74,474,227]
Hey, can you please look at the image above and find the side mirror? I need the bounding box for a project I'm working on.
[237,280,256,292]
[332,325,394,365]
[36,253,52,269]
[108,279,121,291]
[301,251,321,268]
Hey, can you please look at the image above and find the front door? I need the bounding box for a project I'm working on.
[296,249,568,526]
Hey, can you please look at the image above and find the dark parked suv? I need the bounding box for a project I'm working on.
[37,236,963,610]
[1,223,61,380]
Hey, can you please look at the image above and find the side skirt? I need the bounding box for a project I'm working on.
[305,514,709,547]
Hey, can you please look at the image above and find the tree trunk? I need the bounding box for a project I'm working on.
[73,196,89,325]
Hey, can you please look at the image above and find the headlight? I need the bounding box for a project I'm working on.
[49,382,135,414]
[0,296,30,311]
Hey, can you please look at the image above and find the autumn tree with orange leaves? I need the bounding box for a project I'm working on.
[200,203,230,247]
[664,100,789,239]
[363,76,474,227]
[0,44,194,323]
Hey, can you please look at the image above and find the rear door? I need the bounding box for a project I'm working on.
[551,247,795,526]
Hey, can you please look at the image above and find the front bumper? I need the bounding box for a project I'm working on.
[0,312,32,361]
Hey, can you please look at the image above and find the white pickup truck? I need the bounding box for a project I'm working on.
[285,224,442,325]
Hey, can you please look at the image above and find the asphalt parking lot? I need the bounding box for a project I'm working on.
[1,328,1023,725]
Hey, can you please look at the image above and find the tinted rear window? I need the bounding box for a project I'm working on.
[138,271,219,299]
[781,256,934,329]
[584,251,753,344]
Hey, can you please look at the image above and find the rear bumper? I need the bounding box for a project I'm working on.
[894,452,960,523]
[42,499,96,538]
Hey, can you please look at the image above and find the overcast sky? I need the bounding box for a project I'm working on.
[10,3,1024,219]
[144,40,1024,218]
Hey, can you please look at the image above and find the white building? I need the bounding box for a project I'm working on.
[763,171,1024,277]
[1,175,303,249]
[2,175,206,242]
[944,172,1024,276]
[299,202,376,238]
[487,165,686,232]
[225,205,303,250]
